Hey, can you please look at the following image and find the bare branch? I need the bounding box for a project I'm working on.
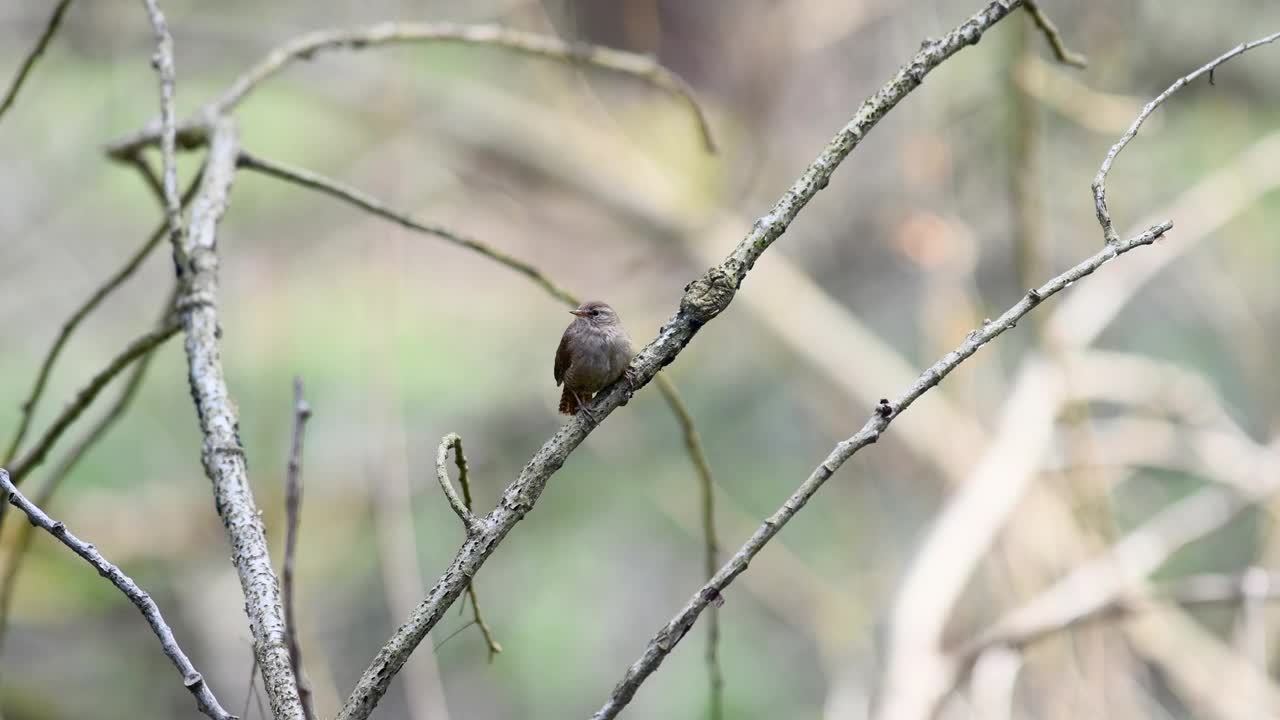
[653,379,722,720]
[235,150,578,306]
[108,21,715,159]
[3,170,200,466]
[174,118,304,719]
[1052,129,1280,350]
[435,434,482,536]
[1092,29,1280,243]
[6,320,180,484]
[334,4,1061,717]
[463,584,503,663]
[283,378,316,720]
[0,468,235,719]
[1021,1,1086,68]
[0,0,74,125]
[0,286,176,654]
[436,433,502,660]
[138,0,185,257]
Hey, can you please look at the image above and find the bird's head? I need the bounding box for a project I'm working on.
[570,300,620,327]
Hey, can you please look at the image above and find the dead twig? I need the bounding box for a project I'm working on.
[0,0,74,124]
[0,468,235,719]
[1092,29,1280,243]
[1022,1,1087,68]
[436,434,502,660]
[283,378,316,720]
[107,21,715,159]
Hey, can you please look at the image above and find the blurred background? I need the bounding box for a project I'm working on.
[2,1,1280,718]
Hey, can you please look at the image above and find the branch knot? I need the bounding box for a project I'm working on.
[680,266,737,324]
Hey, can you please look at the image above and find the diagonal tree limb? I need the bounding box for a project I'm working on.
[0,285,177,655]
[0,0,74,125]
[107,21,715,160]
[174,117,304,719]
[283,378,316,720]
[5,320,180,484]
[333,4,1063,717]
[1092,29,1280,243]
[235,150,578,306]
[0,469,235,719]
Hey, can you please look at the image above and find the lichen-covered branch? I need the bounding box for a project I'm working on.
[1092,29,1280,243]
[0,0,74,124]
[336,3,1032,718]
[107,21,714,159]
[0,469,234,719]
[283,378,316,720]
[174,118,304,720]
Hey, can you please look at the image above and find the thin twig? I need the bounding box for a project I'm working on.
[435,434,482,535]
[0,286,176,655]
[242,652,260,720]
[436,434,502,659]
[283,377,316,720]
[139,0,184,260]
[0,0,74,124]
[654,380,722,720]
[1021,1,1087,68]
[6,320,180,483]
[0,468,235,719]
[107,21,715,159]
[3,169,200,465]
[236,150,577,306]
[336,5,1043,717]
[1092,29,1280,243]
[175,118,304,719]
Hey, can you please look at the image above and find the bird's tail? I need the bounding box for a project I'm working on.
[559,387,591,415]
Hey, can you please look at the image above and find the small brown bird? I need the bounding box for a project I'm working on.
[554,301,633,421]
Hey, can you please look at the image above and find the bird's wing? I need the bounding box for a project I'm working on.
[553,330,571,386]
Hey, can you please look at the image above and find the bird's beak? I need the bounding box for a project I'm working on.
[570,309,588,317]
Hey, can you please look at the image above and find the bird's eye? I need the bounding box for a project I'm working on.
[591,309,600,316]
